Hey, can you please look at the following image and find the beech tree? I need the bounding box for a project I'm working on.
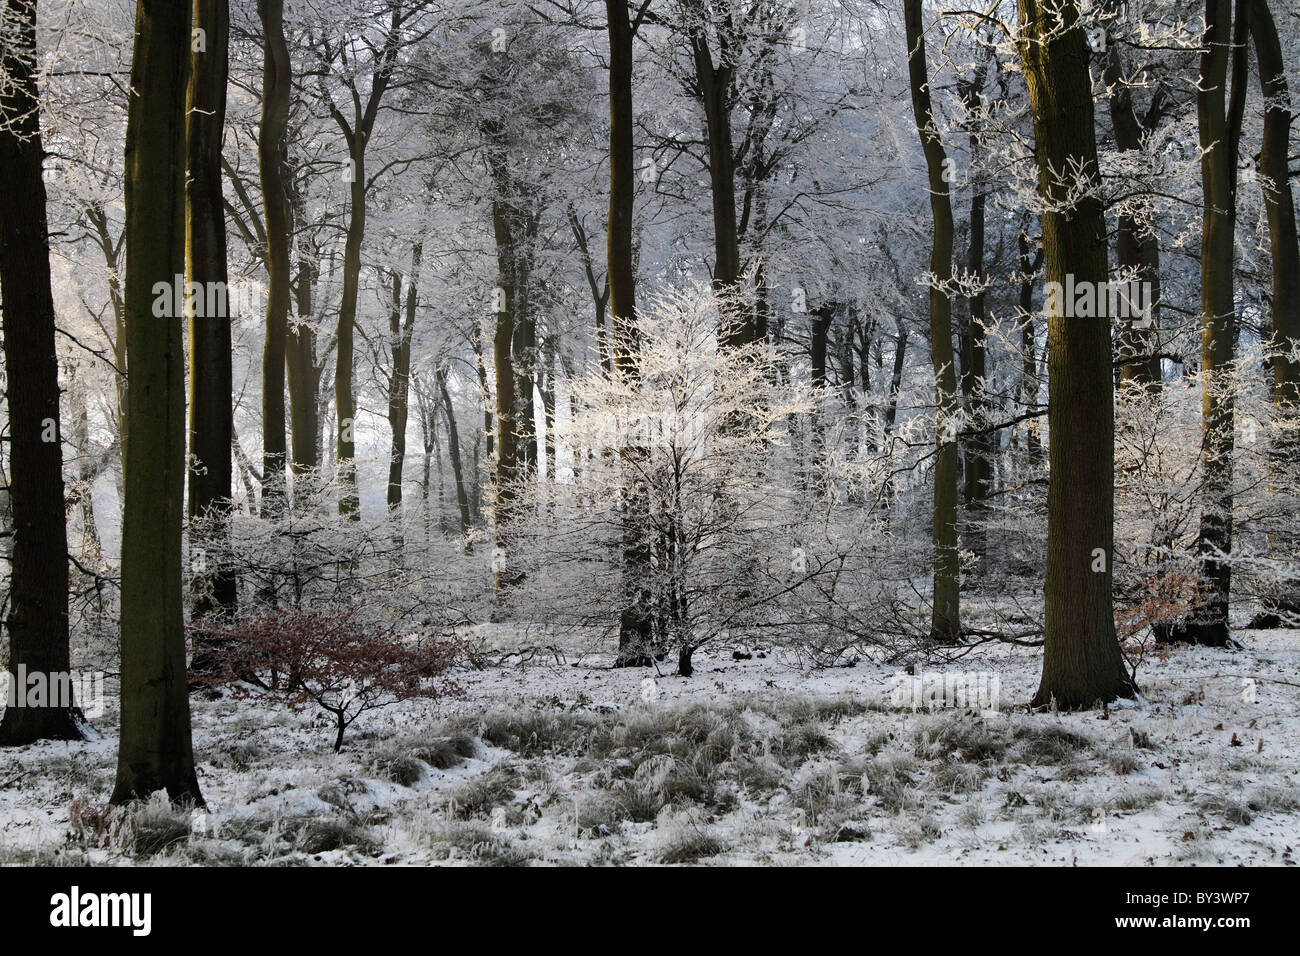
[112,0,203,804]
[1016,0,1135,706]
[904,0,960,644]
[1163,0,1249,646]
[187,0,236,617]
[257,0,291,512]
[0,0,83,744]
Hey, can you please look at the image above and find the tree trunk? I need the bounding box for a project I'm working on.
[607,0,656,664]
[186,0,236,622]
[286,184,320,483]
[257,0,290,514]
[1105,40,1164,389]
[1163,0,1247,646]
[437,370,472,536]
[490,192,519,588]
[540,364,556,482]
[1248,0,1300,627]
[475,336,494,461]
[1017,229,1044,463]
[335,148,365,518]
[958,74,991,558]
[386,244,421,512]
[568,208,611,376]
[1251,0,1299,409]
[961,184,991,556]
[327,21,399,520]
[884,318,907,432]
[112,0,203,803]
[687,3,748,347]
[1017,0,1135,707]
[904,0,960,644]
[0,0,84,745]
[512,216,539,479]
[86,201,128,455]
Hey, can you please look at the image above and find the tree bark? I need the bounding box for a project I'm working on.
[335,149,366,518]
[1251,0,1299,409]
[607,0,656,664]
[958,73,991,558]
[1248,0,1300,627]
[186,0,236,620]
[489,185,520,587]
[1017,229,1044,463]
[437,369,472,536]
[904,0,960,643]
[327,11,400,520]
[568,208,611,376]
[113,0,204,803]
[386,244,421,512]
[1104,39,1164,389]
[257,0,290,514]
[1017,0,1135,706]
[687,2,748,347]
[286,182,320,483]
[0,0,84,745]
[1163,0,1247,646]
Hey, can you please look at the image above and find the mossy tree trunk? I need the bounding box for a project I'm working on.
[112,0,203,804]
[1248,0,1300,627]
[1250,0,1299,410]
[186,0,236,620]
[1017,0,1136,707]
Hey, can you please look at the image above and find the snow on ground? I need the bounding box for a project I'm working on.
[2,629,1298,866]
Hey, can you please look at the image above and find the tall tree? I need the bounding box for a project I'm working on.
[0,0,84,744]
[186,0,235,617]
[1249,0,1300,626]
[1016,0,1135,706]
[287,178,322,481]
[1103,26,1166,389]
[608,0,658,665]
[486,110,523,587]
[684,0,744,345]
[904,0,960,643]
[257,0,290,513]
[112,0,203,803]
[435,368,472,536]
[958,66,991,558]
[1017,227,1044,464]
[1164,0,1249,646]
[318,5,425,518]
[1250,0,1298,410]
[386,243,421,513]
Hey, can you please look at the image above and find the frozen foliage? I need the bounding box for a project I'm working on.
[4,632,1299,866]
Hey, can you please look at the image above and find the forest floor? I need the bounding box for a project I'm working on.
[2,627,1299,866]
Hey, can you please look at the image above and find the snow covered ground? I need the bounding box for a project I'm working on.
[2,628,1298,866]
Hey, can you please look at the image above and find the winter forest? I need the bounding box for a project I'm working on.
[0,0,1298,871]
